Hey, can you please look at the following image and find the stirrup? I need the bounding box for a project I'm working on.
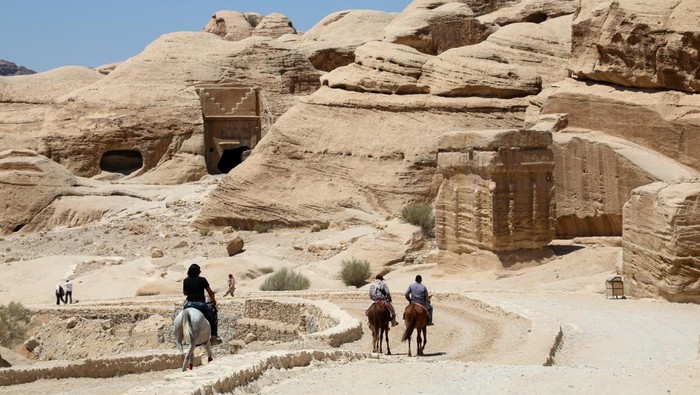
[391,320,399,327]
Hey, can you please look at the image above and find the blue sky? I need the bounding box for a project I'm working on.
[0,1,410,73]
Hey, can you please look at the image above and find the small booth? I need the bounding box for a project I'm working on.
[605,275,625,299]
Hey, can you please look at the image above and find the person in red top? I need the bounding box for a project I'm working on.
[183,263,221,343]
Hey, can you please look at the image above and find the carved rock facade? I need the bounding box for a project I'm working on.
[435,129,555,253]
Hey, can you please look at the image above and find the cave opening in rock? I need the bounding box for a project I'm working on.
[99,150,143,175]
[217,146,250,174]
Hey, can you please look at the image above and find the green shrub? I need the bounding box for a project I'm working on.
[319,221,330,230]
[401,203,435,237]
[253,222,272,234]
[340,258,371,287]
[198,228,212,237]
[260,268,310,291]
[0,302,32,347]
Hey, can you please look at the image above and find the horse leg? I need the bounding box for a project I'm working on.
[205,341,213,363]
[385,326,391,355]
[421,327,427,355]
[379,327,383,354]
[417,329,424,356]
[407,333,412,357]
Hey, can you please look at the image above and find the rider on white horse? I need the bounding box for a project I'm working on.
[369,274,399,327]
[183,263,222,343]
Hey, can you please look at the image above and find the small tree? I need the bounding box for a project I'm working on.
[0,302,32,347]
[340,258,371,287]
[401,203,435,237]
[260,268,310,291]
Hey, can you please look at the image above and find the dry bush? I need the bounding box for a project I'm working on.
[401,203,435,237]
[0,302,32,347]
[260,268,310,291]
[340,258,371,287]
[253,222,272,234]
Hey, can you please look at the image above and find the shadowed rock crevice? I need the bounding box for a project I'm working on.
[99,150,143,175]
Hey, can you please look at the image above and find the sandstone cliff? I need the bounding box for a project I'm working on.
[623,181,700,302]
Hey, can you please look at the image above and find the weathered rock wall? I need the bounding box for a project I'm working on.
[623,181,700,302]
[197,88,529,228]
[537,79,700,172]
[570,0,699,93]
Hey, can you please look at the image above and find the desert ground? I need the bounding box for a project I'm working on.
[0,177,698,394]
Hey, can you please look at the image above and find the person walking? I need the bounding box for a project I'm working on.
[222,274,236,297]
[405,275,433,325]
[55,282,65,305]
[64,279,73,304]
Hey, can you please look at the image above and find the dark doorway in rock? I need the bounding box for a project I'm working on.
[217,146,250,173]
[99,150,143,175]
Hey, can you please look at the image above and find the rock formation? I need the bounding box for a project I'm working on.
[529,78,700,236]
[0,60,35,76]
[623,180,700,302]
[296,10,397,72]
[0,32,321,180]
[435,129,555,253]
[195,88,531,229]
[384,1,496,55]
[0,150,76,234]
[570,0,699,93]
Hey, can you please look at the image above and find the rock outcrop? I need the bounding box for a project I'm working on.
[321,41,431,94]
[435,129,555,253]
[623,181,700,303]
[478,0,578,25]
[534,79,700,171]
[0,32,321,179]
[0,66,103,103]
[0,60,35,76]
[570,0,700,93]
[196,87,530,229]
[0,150,76,234]
[384,0,496,55]
[203,10,264,41]
[526,77,700,237]
[420,45,542,97]
[296,10,397,72]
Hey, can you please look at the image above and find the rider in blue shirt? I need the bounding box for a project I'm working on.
[404,275,433,325]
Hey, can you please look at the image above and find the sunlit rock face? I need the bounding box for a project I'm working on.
[435,129,555,253]
[570,0,700,93]
[623,181,700,303]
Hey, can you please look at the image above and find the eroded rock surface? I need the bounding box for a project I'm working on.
[0,150,76,234]
[623,181,700,302]
[570,0,700,93]
[436,129,555,253]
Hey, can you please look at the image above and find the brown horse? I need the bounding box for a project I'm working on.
[367,302,391,355]
[401,303,428,356]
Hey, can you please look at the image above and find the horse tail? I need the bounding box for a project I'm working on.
[401,305,416,342]
[182,309,194,344]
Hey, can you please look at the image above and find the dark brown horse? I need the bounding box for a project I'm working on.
[401,303,428,356]
[367,302,391,355]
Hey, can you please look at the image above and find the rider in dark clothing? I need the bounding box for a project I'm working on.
[183,263,221,343]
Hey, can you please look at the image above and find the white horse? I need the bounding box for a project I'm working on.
[174,308,213,371]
